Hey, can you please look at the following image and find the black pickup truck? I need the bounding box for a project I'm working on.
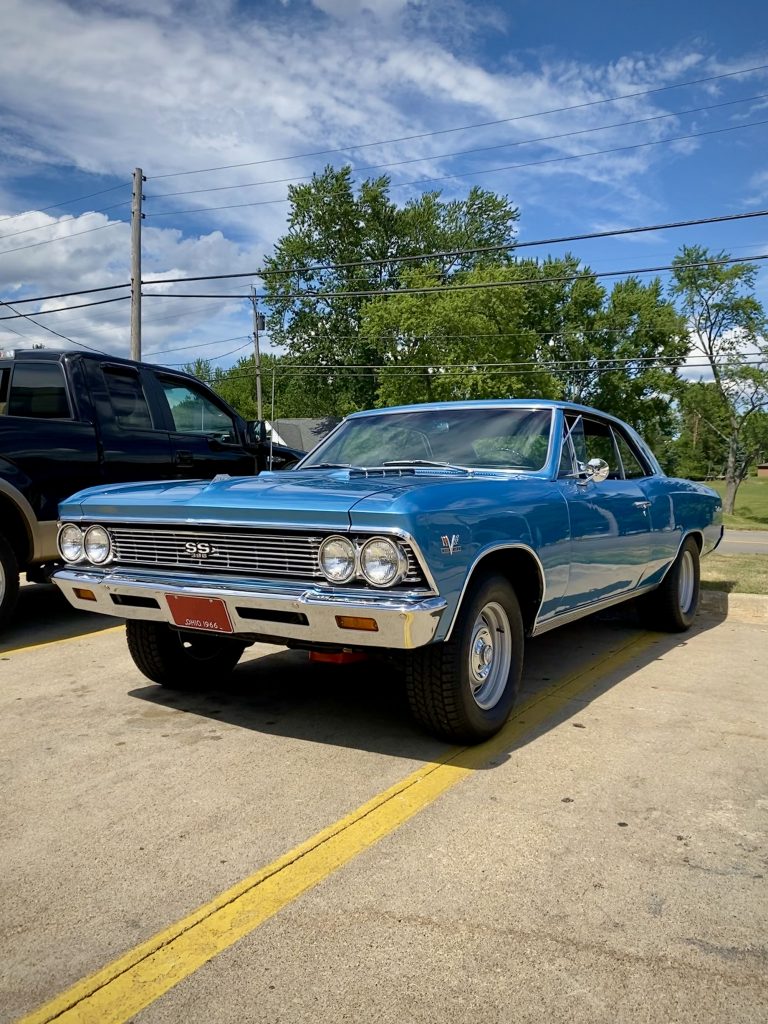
[0,348,302,629]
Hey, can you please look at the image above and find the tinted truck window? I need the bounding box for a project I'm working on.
[7,362,71,418]
[104,368,154,430]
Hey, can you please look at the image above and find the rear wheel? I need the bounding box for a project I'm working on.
[126,620,246,687]
[404,574,523,744]
[638,536,700,632]
[0,534,20,633]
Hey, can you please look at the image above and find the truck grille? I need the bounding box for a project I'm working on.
[104,526,425,585]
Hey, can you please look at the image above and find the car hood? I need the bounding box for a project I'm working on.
[60,468,523,530]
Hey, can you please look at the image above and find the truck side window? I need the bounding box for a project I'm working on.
[7,362,71,419]
[159,379,236,440]
[0,367,8,415]
[104,368,155,430]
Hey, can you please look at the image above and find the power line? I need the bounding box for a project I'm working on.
[138,253,768,304]
[0,181,131,227]
[0,295,130,321]
[0,202,131,241]
[143,118,768,219]
[145,62,768,181]
[140,208,768,286]
[154,340,253,366]
[9,283,131,306]
[0,299,104,351]
[146,92,768,202]
[145,334,249,357]
[0,221,123,258]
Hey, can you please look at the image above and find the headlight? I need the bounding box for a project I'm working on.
[360,537,407,587]
[84,525,112,564]
[319,535,356,583]
[58,524,84,563]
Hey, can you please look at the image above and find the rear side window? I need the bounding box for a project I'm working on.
[0,366,9,415]
[7,362,71,418]
[614,429,651,479]
[104,367,155,429]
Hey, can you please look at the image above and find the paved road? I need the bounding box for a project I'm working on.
[719,529,768,554]
[1,592,766,1024]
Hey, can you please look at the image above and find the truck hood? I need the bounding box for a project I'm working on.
[60,468,519,530]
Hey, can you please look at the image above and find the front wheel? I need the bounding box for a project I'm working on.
[126,620,246,687]
[638,536,700,632]
[404,575,524,744]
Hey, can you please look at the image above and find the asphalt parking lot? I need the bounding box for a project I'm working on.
[1,586,766,1024]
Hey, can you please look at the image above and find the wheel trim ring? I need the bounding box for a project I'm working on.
[678,549,696,613]
[468,601,513,710]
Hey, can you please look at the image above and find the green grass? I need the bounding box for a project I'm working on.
[706,477,768,531]
[701,552,768,595]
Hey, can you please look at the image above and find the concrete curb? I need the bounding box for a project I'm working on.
[701,589,768,624]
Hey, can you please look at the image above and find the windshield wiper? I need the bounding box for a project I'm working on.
[305,462,351,469]
[382,459,471,473]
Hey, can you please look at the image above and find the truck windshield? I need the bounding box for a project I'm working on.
[300,407,553,472]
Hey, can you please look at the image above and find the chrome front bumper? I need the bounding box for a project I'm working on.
[52,567,447,649]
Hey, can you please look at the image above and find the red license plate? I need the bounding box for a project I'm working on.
[166,594,233,634]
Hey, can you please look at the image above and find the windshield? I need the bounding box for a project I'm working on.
[300,407,553,471]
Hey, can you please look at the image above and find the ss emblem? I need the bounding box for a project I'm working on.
[184,541,216,558]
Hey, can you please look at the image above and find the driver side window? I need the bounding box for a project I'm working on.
[158,378,236,440]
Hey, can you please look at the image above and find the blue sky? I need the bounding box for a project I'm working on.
[0,0,766,371]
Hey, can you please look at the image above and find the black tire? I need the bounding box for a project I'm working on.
[0,534,20,633]
[126,620,246,687]
[638,536,700,632]
[404,574,524,744]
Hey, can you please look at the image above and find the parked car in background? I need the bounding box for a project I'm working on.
[52,399,722,742]
[0,348,302,630]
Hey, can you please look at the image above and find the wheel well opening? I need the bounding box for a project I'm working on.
[0,495,31,567]
[469,547,544,636]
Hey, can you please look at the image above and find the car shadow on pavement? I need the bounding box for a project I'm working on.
[0,583,122,654]
[128,602,727,765]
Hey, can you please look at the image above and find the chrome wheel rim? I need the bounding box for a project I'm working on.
[468,601,512,710]
[678,550,695,613]
[0,560,5,604]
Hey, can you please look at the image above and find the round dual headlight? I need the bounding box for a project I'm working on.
[360,537,407,587]
[58,524,84,563]
[84,525,112,564]
[319,535,356,583]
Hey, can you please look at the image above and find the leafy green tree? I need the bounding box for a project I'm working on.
[672,382,731,479]
[671,246,768,512]
[262,166,519,414]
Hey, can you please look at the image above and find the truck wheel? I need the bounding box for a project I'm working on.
[0,534,20,632]
[638,536,700,632]
[126,620,246,687]
[404,574,523,744]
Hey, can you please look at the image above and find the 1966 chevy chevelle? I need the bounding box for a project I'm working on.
[53,400,722,743]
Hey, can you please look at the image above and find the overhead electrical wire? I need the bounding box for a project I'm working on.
[0,295,130,321]
[0,221,123,258]
[146,92,768,202]
[145,62,768,180]
[143,118,768,219]
[0,181,131,227]
[0,299,104,351]
[0,202,131,241]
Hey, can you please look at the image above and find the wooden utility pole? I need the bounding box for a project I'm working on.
[251,287,265,421]
[130,167,145,361]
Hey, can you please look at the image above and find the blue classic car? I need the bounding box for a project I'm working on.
[53,400,722,743]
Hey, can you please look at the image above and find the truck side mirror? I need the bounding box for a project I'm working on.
[246,420,268,445]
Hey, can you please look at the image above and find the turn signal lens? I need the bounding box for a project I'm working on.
[58,524,84,562]
[335,616,379,632]
[73,588,97,601]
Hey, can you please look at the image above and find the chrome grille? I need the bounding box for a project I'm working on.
[104,526,425,585]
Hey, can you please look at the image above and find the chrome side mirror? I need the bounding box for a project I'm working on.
[586,458,610,483]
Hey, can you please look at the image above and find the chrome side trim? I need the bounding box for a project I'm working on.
[443,542,547,641]
[531,588,645,637]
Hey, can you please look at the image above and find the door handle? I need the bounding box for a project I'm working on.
[633,500,651,509]
[175,449,194,468]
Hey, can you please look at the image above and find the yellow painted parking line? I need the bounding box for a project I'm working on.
[0,625,124,658]
[17,630,658,1024]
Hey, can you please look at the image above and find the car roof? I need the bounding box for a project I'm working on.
[346,398,628,425]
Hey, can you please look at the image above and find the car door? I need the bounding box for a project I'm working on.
[557,413,652,610]
[148,371,256,479]
[92,362,176,484]
[1,359,100,520]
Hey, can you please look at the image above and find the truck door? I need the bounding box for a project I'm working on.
[1,359,99,520]
[148,371,256,479]
[94,363,175,483]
